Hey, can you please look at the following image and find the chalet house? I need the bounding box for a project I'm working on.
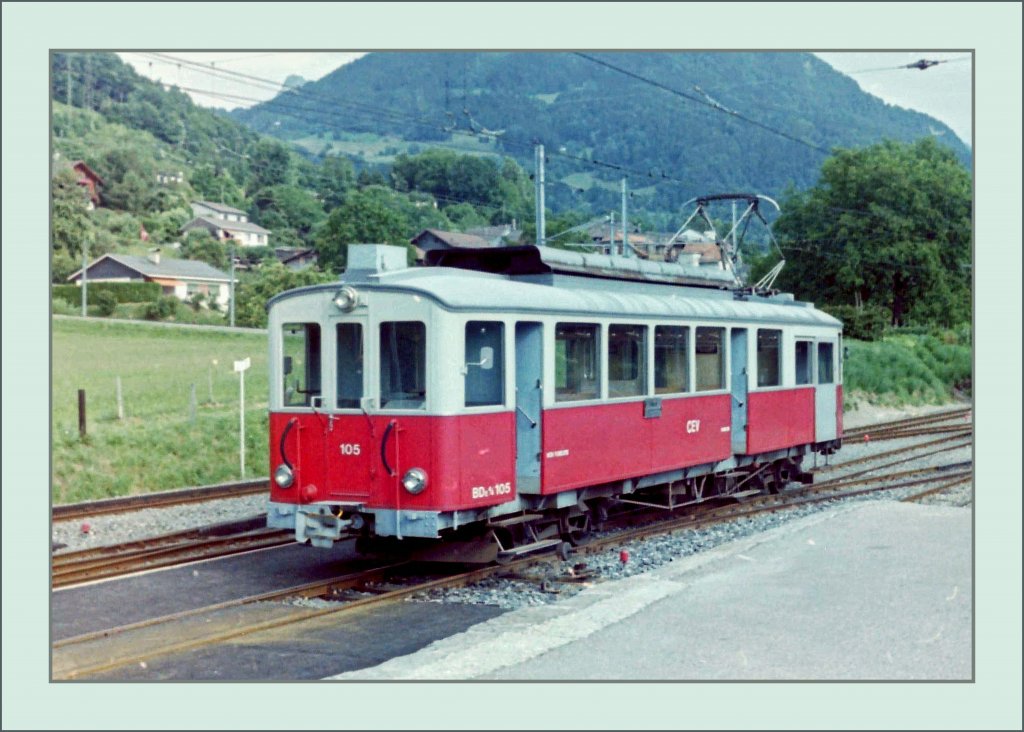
[464,222,522,246]
[275,247,319,270]
[179,201,270,248]
[190,201,249,222]
[410,229,494,253]
[156,171,184,185]
[67,252,233,307]
[72,160,104,208]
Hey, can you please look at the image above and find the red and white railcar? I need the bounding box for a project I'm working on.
[266,244,842,559]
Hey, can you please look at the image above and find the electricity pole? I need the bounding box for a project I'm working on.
[534,143,546,247]
[620,178,629,257]
[229,244,236,327]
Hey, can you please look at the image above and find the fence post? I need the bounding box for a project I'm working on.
[78,389,86,438]
[116,376,124,420]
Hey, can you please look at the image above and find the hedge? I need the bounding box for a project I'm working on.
[53,281,161,305]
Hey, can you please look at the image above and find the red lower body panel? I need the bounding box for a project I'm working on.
[541,394,732,494]
[269,411,515,512]
[746,388,816,454]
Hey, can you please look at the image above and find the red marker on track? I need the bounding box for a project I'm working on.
[619,550,630,565]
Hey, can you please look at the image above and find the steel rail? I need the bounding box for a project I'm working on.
[52,529,292,588]
[52,479,268,522]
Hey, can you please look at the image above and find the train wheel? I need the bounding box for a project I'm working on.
[556,541,573,562]
[559,511,594,547]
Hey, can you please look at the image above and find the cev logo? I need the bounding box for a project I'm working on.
[686,419,701,434]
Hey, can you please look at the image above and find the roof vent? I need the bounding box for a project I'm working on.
[346,244,408,279]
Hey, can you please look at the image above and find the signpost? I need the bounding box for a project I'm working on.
[234,357,251,477]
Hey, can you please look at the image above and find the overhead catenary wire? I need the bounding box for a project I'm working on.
[573,52,834,157]
[134,52,704,187]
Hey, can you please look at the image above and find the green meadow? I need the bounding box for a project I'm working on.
[52,317,270,503]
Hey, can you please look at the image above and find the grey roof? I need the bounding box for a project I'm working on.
[183,216,271,235]
[193,200,247,216]
[270,267,840,328]
[85,253,231,281]
[412,229,493,249]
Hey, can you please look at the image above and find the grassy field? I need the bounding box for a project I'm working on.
[52,318,269,503]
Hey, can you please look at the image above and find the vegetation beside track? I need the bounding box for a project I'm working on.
[844,328,971,408]
[52,317,269,502]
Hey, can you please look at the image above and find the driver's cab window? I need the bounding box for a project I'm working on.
[380,321,427,409]
[282,323,321,407]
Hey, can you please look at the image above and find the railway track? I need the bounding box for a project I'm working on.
[52,478,268,522]
[51,519,292,589]
[52,450,972,680]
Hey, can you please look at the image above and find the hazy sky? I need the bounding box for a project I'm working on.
[119,50,972,145]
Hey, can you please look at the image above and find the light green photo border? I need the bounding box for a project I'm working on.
[3,2,1020,729]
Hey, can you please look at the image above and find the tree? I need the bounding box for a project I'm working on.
[250,184,325,239]
[233,263,333,328]
[313,187,411,272]
[190,165,246,207]
[315,156,356,211]
[247,139,294,192]
[51,168,94,259]
[773,139,970,327]
[180,229,229,270]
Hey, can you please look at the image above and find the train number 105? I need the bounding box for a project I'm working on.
[339,443,362,456]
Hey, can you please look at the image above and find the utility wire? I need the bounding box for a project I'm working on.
[573,52,833,156]
[137,51,703,187]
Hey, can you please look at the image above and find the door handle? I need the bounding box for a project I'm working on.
[516,405,537,429]
[380,420,397,476]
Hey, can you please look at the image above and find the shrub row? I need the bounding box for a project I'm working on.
[53,281,162,305]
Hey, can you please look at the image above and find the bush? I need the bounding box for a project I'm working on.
[143,295,179,321]
[94,291,118,316]
[53,281,161,304]
[824,304,888,341]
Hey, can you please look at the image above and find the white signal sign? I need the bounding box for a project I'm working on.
[234,357,251,373]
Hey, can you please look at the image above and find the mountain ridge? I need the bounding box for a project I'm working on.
[233,51,970,217]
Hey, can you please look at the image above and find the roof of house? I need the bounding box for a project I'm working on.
[192,200,248,216]
[72,160,104,185]
[280,248,317,265]
[183,216,271,235]
[412,229,493,249]
[69,253,231,282]
[680,242,724,263]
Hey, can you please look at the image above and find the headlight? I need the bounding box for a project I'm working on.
[401,468,428,495]
[333,286,359,312]
[274,464,294,488]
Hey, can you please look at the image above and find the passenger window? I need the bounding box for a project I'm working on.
[757,329,782,387]
[818,342,834,384]
[282,323,321,407]
[608,324,646,397]
[379,322,426,409]
[555,323,599,402]
[336,323,363,409]
[655,326,689,394]
[465,321,504,407]
[695,327,725,391]
[795,340,813,385]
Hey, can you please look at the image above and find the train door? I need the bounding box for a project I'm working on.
[326,318,371,499]
[730,328,748,453]
[515,322,543,493]
[814,339,838,442]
